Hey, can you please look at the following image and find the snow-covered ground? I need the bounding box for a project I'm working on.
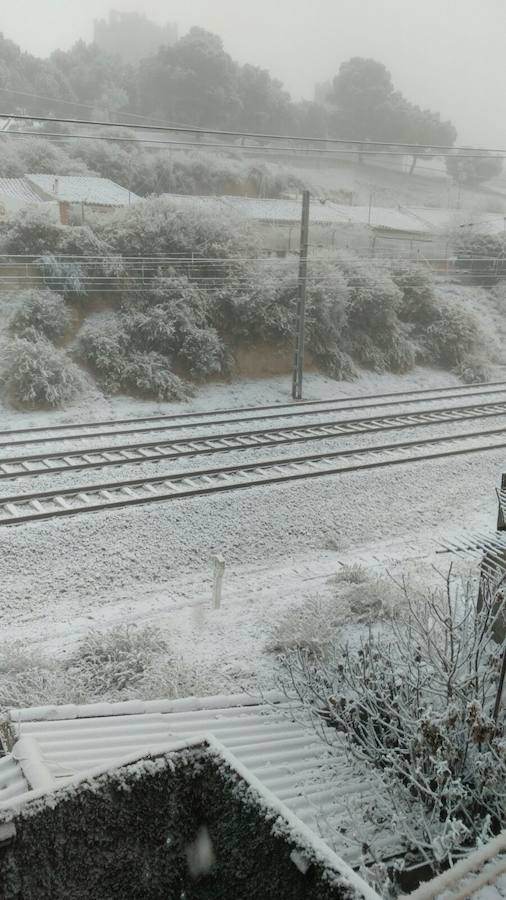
[0,366,503,697]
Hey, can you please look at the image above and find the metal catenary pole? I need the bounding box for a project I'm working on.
[292,190,310,400]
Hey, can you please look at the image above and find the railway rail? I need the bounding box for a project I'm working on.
[2,397,506,480]
[3,380,506,449]
[2,427,506,526]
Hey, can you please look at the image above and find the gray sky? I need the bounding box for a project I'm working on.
[1,0,505,146]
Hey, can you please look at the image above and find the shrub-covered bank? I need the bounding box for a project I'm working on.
[0,200,494,409]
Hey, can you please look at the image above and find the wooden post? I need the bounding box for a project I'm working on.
[212,554,225,609]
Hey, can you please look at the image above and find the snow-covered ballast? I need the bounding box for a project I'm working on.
[0,736,379,900]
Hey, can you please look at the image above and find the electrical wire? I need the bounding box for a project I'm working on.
[3,127,506,160]
[4,112,506,156]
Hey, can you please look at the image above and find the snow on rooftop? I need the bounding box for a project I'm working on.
[0,177,47,205]
[2,692,401,866]
[158,192,434,231]
[25,174,140,206]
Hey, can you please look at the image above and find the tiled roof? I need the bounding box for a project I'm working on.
[0,177,47,204]
[2,692,398,866]
[25,174,140,206]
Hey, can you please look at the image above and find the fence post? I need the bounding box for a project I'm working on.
[212,555,225,609]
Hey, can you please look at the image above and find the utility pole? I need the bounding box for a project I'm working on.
[291,190,310,400]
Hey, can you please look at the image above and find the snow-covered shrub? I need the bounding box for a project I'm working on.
[1,338,82,408]
[122,352,192,401]
[122,276,227,381]
[95,198,258,276]
[266,597,338,657]
[37,255,87,298]
[77,315,131,392]
[425,302,484,368]
[454,356,493,384]
[68,625,169,695]
[276,569,506,875]
[0,207,105,257]
[392,263,440,324]
[454,232,506,286]
[268,573,400,656]
[9,289,73,343]
[335,564,369,585]
[0,626,210,710]
[77,314,193,399]
[178,327,226,380]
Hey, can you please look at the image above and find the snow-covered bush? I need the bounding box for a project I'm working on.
[77,315,193,399]
[425,302,485,369]
[37,255,87,298]
[122,352,192,401]
[94,197,258,275]
[392,263,440,325]
[68,625,169,695]
[178,327,226,380]
[0,626,213,710]
[0,207,106,257]
[9,289,73,343]
[276,569,506,875]
[1,338,83,408]
[453,232,506,286]
[268,572,400,656]
[266,597,338,657]
[121,276,228,381]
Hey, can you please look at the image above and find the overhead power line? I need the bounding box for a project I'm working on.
[2,112,506,157]
[3,128,505,160]
[0,87,198,131]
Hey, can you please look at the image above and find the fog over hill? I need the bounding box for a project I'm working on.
[0,0,504,147]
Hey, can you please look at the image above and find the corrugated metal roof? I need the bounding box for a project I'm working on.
[0,177,46,204]
[332,204,431,233]
[0,754,28,803]
[3,693,400,866]
[25,174,140,206]
[221,196,352,226]
[158,193,433,232]
[161,193,229,215]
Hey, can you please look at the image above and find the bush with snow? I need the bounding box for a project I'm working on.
[0,625,215,710]
[77,315,193,400]
[267,571,400,656]
[1,338,83,408]
[9,289,73,344]
[276,568,506,876]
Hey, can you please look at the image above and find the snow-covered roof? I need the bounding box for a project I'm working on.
[1,692,396,866]
[0,177,46,205]
[332,204,431,233]
[221,196,353,226]
[159,192,434,232]
[25,174,140,206]
[160,192,229,215]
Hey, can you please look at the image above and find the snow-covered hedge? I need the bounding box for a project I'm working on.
[0,743,369,900]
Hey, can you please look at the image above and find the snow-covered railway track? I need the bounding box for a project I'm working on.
[2,427,506,526]
[3,380,506,449]
[2,397,506,481]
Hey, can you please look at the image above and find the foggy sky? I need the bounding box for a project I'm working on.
[1,0,505,147]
